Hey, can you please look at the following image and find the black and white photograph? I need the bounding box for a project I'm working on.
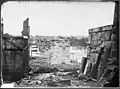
[0,0,119,88]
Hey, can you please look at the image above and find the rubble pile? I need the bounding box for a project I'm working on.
[29,58,81,74]
[14,70,100,88]
[29,59,59,73]
[14,72,72,87]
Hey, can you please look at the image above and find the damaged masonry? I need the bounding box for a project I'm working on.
[0,1,119,88]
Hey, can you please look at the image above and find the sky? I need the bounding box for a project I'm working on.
[1,1,115,36]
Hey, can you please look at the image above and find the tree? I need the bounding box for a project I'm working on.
[70,36,88,48]
[77,37,88,48]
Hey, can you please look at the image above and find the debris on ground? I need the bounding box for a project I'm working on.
[14,70,100,87]
[78,73,91,82]
[14,72,71,87]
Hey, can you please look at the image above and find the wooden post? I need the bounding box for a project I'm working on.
[81,57,88,73]
[90,47,104,79]
[85,60,92,76]
[97,46,111,81]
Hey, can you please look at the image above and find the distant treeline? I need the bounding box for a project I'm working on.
[30,35,88,48]
[70,36,88,48]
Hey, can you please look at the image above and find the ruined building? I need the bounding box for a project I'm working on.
[1,18,30,82]
[84,2,119,87]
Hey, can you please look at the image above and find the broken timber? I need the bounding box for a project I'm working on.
[90,47,104,80]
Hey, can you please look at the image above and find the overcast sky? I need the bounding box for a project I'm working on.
[1,1,115,36]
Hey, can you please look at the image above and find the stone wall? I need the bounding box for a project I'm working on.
[87,25,113,64]
[86,24,118,83]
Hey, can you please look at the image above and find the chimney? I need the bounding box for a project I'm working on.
[21,18,30,38]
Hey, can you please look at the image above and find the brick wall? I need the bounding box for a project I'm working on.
[88,25,113,65]
[87,24,118,82]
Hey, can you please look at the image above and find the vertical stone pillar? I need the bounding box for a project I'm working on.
[21,18,30,38]
[21,18,30,72]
